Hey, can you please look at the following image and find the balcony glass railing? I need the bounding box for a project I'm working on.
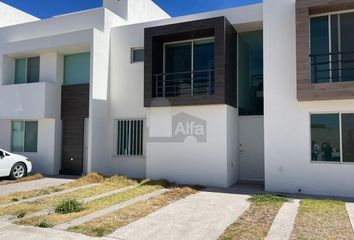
[310,51,354,84]
[153,69,215,97]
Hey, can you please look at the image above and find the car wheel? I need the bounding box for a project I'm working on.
[10,163,27,180]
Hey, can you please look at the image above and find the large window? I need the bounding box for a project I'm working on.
[15,57,40,84]
[311,113,354,163]
[310,12,354,83]
[64,52,90,85]
[155,38,215,97]
[117,120,144,156]
[11,121,38,152]
[238,31,263,116]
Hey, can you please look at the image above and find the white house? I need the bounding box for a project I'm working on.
[1,0,354,198]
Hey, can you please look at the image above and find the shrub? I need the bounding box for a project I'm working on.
[11,198,19,202]
[55,199,84,214]
[38,220,54,228]
[92,227,109,237]
[17,211,26,218]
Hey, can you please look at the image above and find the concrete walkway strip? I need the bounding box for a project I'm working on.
[0,220,114,240]
[346,202,354,234]
[265,199,300,240]
[0,178,74,197]
[54,188,169,230]
[1,183,100,208]
[109,189,250,240]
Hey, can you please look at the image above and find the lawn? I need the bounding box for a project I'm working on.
[0,174,137,216]
[68,186,198,237]
[219,194,289,240]
[290,199,354,240]
[16,180,169,227]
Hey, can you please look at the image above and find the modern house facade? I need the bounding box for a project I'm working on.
[0,0,354,198]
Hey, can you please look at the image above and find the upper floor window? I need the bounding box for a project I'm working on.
[154,38,215,97]
[310,12,354,83]
[15,57,40,84]
[64,52,90,85]
[131,48,144,63]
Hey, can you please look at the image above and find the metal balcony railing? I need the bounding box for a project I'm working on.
[310,51,354,83]
[153,69,215,97]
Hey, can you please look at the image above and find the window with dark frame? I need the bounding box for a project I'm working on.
[131,48,144,63]
[117,120,144,156]
[310,12,354,84]
[311,113,354,163]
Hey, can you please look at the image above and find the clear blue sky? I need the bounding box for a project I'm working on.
[1,0,261,19]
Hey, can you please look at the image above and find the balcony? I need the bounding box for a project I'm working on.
[0,82,60,119]
[311,51,354,84]
[153,69,215,97]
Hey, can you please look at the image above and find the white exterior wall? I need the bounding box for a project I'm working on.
[0,2,38,28]
[264,0,354,198]
[146,105,233,188]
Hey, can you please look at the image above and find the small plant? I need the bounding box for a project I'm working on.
[92,227,109,237]
[11,198,19,202]
[17,211,26,218]
[53,187,64,192]
[38,220,54,228]
[55,199,84,214]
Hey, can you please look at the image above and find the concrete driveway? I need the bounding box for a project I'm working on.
[0,177,74,197]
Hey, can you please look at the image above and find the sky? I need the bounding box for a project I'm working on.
[1,0,261,19]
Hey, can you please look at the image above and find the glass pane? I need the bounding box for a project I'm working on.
[11,121,24,152]
[27,57,40,83]
[311,114,340,162]
[24,121,38,152]
[238,31,264,116]
[331,15,340,82]
[310,16,330,83]
[132,49,144,62]
[64,52,90,85]
[342,114,354,162]
[165,42,192,97]
[15,58,26,84]
[193,39,215,95]
[340,12,354,82]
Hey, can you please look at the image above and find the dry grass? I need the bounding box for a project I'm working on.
[0,173,108,205]
[0,174,137,216]
[68,186,198,237]
[290,199,354,240]
[0,173,44,185]
[218,194,288,240]
[16,180,167,227]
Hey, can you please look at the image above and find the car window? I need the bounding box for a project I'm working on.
[0,151,4,159]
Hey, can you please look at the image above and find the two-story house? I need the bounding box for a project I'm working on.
[1,0,354,198]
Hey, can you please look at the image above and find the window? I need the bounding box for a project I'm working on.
[131,48,144,63]
[310,12,354,83]
[64,52,90,85]
[156,38,215,97]
[238,31,264,116]
[15,57,40,84]
[117,120,144,156]
[11,121,38,152]
[311,113,354,163]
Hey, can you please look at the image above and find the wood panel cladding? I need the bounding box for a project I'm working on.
[296,0,354,101]
[144,17,237,107]
[61,83,89,175]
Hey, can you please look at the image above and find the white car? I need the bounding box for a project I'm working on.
[0,149,32,179]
